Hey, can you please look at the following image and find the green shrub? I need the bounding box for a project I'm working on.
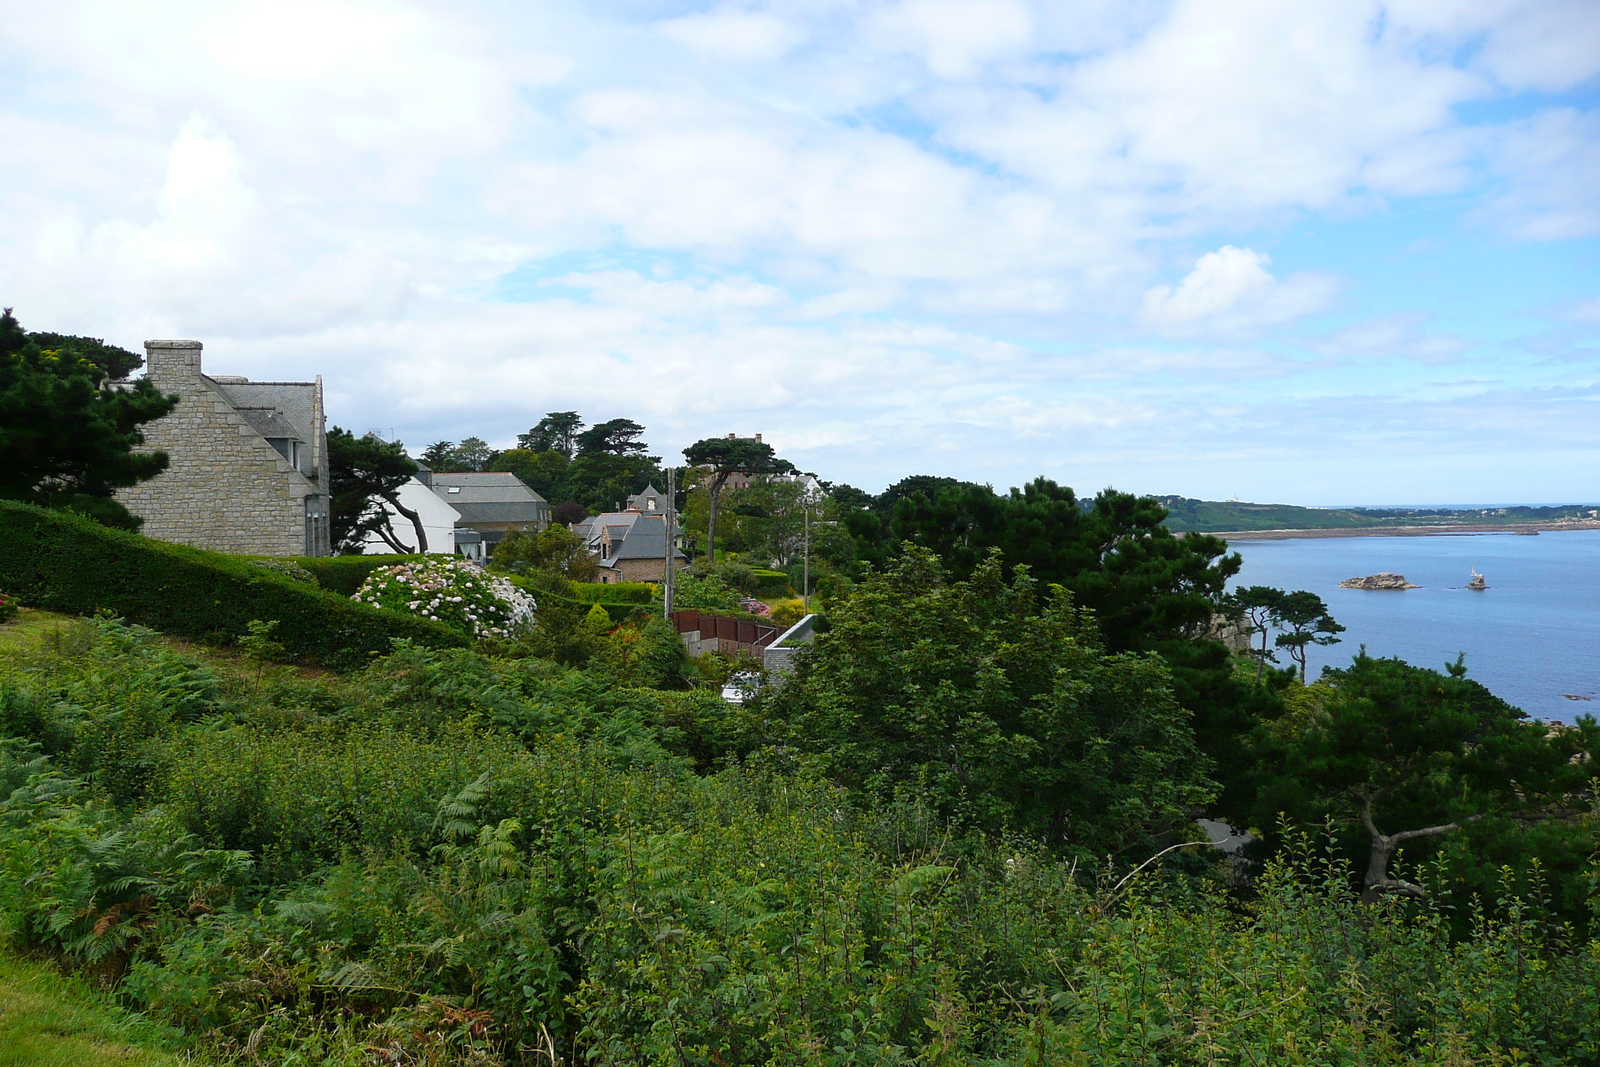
[0,501,466,669]
[245,558,317,584]
[268,553,425,597]
[567,580,655,605]
[0,590,17,624]
[749,568,792,597]
[353,558,537,638]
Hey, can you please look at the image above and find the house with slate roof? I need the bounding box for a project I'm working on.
[570,507,687,583]
[426,471,550,562]
[115,339,331,556]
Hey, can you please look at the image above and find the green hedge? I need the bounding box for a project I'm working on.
[504,576,639,624]
[0,502,467,669]
[261,553,427,597]
[568,580,656,605]
[750,569,793,597]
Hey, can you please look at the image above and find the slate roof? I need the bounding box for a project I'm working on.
[627,484,668,512]
[209,380,320,447]
[572,511,686,568]
[428,472,549,526]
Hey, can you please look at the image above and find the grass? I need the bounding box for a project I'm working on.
[0,953,204,1066]
[0,609,82,657]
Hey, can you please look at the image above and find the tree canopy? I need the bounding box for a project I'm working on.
[1252,652,1600,904]
[0,309,177,529]
[327,428,422,553]
[517,411,584,458]
[763,547,1215,853]
[575,418,652,458]
[681,436,794,561]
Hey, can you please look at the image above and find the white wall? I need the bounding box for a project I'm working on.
[362,478,459,554]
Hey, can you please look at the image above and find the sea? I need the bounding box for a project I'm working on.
[1226,529,1600,723]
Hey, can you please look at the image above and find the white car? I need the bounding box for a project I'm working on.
[720,671,761,704]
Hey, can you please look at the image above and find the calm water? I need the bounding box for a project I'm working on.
[1227,530,1600,722]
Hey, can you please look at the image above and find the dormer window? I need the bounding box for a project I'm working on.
[268,438,300,467]
[646,498,658,510]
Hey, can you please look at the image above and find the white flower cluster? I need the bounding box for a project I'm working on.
[352,559,536,639]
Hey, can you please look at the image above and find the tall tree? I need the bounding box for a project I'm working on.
[518,411,584,458]
[575,418,650,457]
[1232,585,1287,680]
[453,436,495,472]
[764,547,1215,852]
[420,440,461,472]
[1273,591,1345,681]
[681,436,793,562]
[0,309,177,530]
[1254,653,1599,904]
[327,427,425,553]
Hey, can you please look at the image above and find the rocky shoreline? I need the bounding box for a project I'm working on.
[1208,520,1600,541]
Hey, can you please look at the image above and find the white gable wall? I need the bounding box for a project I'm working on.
[363,478,460,554]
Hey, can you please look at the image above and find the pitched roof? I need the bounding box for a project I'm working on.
[209,379,320,445]
[428,472,549,525]
[574,511,686,566]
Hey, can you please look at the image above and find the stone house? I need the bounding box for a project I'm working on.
[570,508,687,583]
[116,340,330,556]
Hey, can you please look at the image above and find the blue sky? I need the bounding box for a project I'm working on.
[2,0,1597,503]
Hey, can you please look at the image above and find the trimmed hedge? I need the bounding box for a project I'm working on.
[0,502,467,669]
[503,576,638,624]
[750,568,793,597]
[261,553,427,597]
[568,580,656,605]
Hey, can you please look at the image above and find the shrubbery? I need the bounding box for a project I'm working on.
[0,571,1597,1064]
[0,500,466,667]
[0,590,17,624]
[353,558,537,639]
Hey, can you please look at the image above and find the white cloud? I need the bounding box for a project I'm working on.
[1304,313,1466,362]
[1142,246,1336,337]
[657,7,803,63]
[866,0,1034,78]
[0,0,1596,500]
[1479,109,1600,240]
[1572,297,1600,324]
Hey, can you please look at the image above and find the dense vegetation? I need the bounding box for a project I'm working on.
[0,309,176,530]
[3,344,1599,1063]
[0,501,466,667]
[2,543,1598,1063]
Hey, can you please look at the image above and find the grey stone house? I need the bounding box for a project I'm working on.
[116,340,331,556]
[570,509,686,583]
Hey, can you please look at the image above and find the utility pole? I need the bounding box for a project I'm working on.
[663,466,676,618]
[802,480,813,611]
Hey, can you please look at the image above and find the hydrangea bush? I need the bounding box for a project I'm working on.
[352,559,535,639]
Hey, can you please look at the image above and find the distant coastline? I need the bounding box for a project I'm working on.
[1215,521,1600,541]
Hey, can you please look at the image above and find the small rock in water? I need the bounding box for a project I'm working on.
[1339,572,1419,590]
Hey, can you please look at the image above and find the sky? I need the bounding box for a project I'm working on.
[2,0,1598,504]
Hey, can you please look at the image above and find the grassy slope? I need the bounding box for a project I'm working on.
[0,614,203,1062]
[0,954,203,1067]
[0,614,212,1066]
[0,609,79,655]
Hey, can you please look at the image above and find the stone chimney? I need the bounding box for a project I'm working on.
[143,339,203,386]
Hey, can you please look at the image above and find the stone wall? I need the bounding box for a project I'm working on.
[117,340,320,557]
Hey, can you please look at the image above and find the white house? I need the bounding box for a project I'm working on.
[362,477,461,554]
